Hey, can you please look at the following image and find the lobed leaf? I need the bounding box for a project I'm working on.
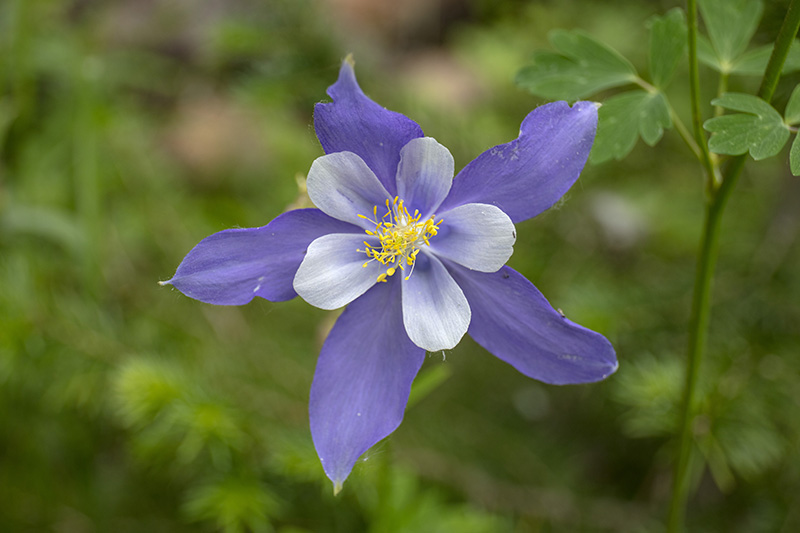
[704,93,789,160]
[591,90,672,163]
[516,29,637,100]
[711,92,776,115]
[791,135,800,176]
[783,85,800,125]
[698,0,763,65]
[648,8,687,88]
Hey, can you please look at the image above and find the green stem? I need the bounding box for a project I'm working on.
[665,168,727,533]
[667,1,800,531]
[713,72,729,117]
[758,0,800,102]
[685,0,718,193]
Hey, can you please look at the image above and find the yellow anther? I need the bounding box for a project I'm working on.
[357,197,442,283]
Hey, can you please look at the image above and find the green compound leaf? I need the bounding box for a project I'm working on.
[704,93,789,160]
[790,134,800,176]
[783,85,800,125]
[591,90,672,163]
[516,29,637,100]
[648,8,687,88]
[698,0,763,65]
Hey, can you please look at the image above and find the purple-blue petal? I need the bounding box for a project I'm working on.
[314,60,424,196]
[309,279,425,490]
[164,209,359,305]
[445,263,617,384]
[438,101,598,223]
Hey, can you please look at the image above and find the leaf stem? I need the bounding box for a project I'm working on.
[667,1,800,531]
[633,76,659,94]
[670,107,702,159]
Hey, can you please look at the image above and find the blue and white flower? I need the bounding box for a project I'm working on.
[163,59,618,492]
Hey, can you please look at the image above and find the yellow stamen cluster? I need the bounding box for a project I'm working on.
[358,196,442,282]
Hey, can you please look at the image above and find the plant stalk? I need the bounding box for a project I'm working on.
[685,0,718,193]
[667,1,800,531]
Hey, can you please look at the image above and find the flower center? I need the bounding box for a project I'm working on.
[358,196,442,282]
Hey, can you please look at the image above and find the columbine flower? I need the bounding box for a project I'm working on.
[163,59,617,493]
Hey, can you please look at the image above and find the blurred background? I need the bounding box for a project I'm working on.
[1,0,799,531]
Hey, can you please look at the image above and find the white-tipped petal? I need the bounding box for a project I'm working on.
[307,151,391,229]
[396,137,454,218]
[401,252,470,351]
[429,203,515,272]
[294,233,383,310]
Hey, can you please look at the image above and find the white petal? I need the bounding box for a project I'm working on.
[429,203,515,272]
[293,233,383,310]
[396,137,454,218]
[401,252,470,351]
[307,152,391,229]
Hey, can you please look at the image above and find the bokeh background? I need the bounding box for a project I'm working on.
[1,0,799,531]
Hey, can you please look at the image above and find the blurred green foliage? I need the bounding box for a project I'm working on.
[1,0,800,532]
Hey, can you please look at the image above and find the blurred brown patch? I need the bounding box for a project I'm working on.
[164,94,267,179]
[323,0,469,48]
[397,50,487,112]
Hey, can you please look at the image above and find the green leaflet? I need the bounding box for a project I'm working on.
[699,40,800,75]
[648,8,687,88]
[515,29,637,100]
[698,0,763,65]
[783,85,800,125]
[696,36,721,71]
[790,135,800,176]
[788,86,800,176]
[591,90,672,163]
[704,93,789,160]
